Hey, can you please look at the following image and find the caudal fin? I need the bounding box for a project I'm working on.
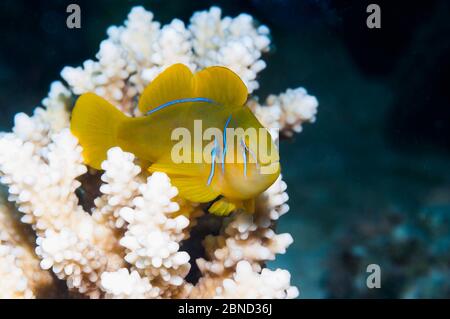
[71,93,127,169]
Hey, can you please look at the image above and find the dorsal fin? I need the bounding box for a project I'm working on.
[138,64,248,114]
[138,64,194,114]
[193,66,248,106]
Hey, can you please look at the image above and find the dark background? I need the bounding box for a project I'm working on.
[0,0,449,298]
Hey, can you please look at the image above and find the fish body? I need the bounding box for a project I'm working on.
[71,64,280,215]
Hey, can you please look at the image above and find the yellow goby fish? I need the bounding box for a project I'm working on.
[71,64,280,216]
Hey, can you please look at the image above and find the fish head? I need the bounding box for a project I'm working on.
[221,107,280,199]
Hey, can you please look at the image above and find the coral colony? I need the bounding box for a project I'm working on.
[0,6,318,298]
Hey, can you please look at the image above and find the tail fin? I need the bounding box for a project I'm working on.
[71,93,127,170]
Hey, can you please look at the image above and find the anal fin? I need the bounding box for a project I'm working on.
[171,176,220,203]
[149,161,219,203]
[209,197,256,216]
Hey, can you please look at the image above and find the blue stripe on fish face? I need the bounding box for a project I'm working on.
[240,139,247,178]
[207,137,218,186]
[241,137,259,169]
[146,97,220,115]
[222,115,232,173]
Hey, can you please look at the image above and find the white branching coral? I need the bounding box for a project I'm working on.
[61,7,161,114]
[256,175,290,221]
[189,6,270,93]
[0,244,34,298]
[149,19,195,75]
[0,130,125,298]
[216,261,299,299]
[92,148,142,230]
[250,87,319,138]
[119,171,192,297]
[190,175,296,299]
[0,6,317,299]
[193,175,294,295]
[11,81,71,148]
[101,268,160,299]
[0,194,55,298]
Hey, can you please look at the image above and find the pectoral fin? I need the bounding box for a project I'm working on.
[209,198,237,216]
